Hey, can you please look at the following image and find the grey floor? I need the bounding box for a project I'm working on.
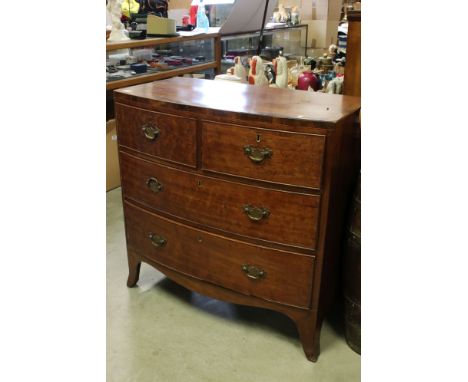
[107,187,361,382]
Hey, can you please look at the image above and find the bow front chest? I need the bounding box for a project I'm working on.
[114,77,360,362]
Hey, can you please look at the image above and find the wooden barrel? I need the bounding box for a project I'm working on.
[344,173,361,354]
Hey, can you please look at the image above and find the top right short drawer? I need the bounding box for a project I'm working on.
[201,121,326,190]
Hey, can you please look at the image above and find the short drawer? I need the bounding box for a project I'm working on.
[115,103,197,167]
[201,121,326,189]
[124,201,315,309]
[120,152,320,250]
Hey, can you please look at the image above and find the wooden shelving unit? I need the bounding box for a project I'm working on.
[106,33,221,91]
[343,10,360,97]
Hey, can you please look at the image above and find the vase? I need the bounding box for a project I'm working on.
[297,70,319,91]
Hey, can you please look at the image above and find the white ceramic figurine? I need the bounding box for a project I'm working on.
[277,4,289,23]
[233,56,247,82]
[107,0,130,41]
[248,56,269,86]
[273,56,288,88]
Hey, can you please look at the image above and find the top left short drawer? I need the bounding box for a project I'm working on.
[115,104,197,168]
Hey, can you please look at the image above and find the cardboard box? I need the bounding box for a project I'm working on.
[169,0,191,10]
[147,14,177,35]
[106,119,121,192]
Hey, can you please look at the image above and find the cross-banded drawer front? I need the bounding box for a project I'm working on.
[201,121,326,189]
[120,152,320,250]
[124,201,316,309]
[116,103,197,167]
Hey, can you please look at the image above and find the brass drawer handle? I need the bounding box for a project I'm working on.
[146,177,163,193]
[148,233,166,248]
[242,264,266,280]
[243,205,270,221]
[142,124,160,141]
[243,145,272,164]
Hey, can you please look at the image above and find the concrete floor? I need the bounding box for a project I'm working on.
[107,187,360,382]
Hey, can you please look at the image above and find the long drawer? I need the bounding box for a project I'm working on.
[120,152,321,250]
[201,121,326,189]
[124,201,315,308]
[115,104,197,168]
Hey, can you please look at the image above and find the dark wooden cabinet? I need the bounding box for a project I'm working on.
[114,77,360,362]
[343,9,361,354]
[343,10,361,97]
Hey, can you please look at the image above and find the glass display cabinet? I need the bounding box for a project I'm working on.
[106,32,221,90]
[220,24,308,72]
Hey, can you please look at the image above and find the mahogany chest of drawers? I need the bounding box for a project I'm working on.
[114,77,361,362]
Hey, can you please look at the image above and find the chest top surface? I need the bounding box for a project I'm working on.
[114,77,361,125]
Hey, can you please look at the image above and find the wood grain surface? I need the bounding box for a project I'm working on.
[124,201,316,309]
[116,77,361,362]
[116,104,197,167]
[120,151,321,250]
[202,121,326,189]
[115,77,361,124]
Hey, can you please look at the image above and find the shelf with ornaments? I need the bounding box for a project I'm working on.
[216,45,346,95]
[106,33,221,90]
[219,23,308,74]
[105,0,221,91]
